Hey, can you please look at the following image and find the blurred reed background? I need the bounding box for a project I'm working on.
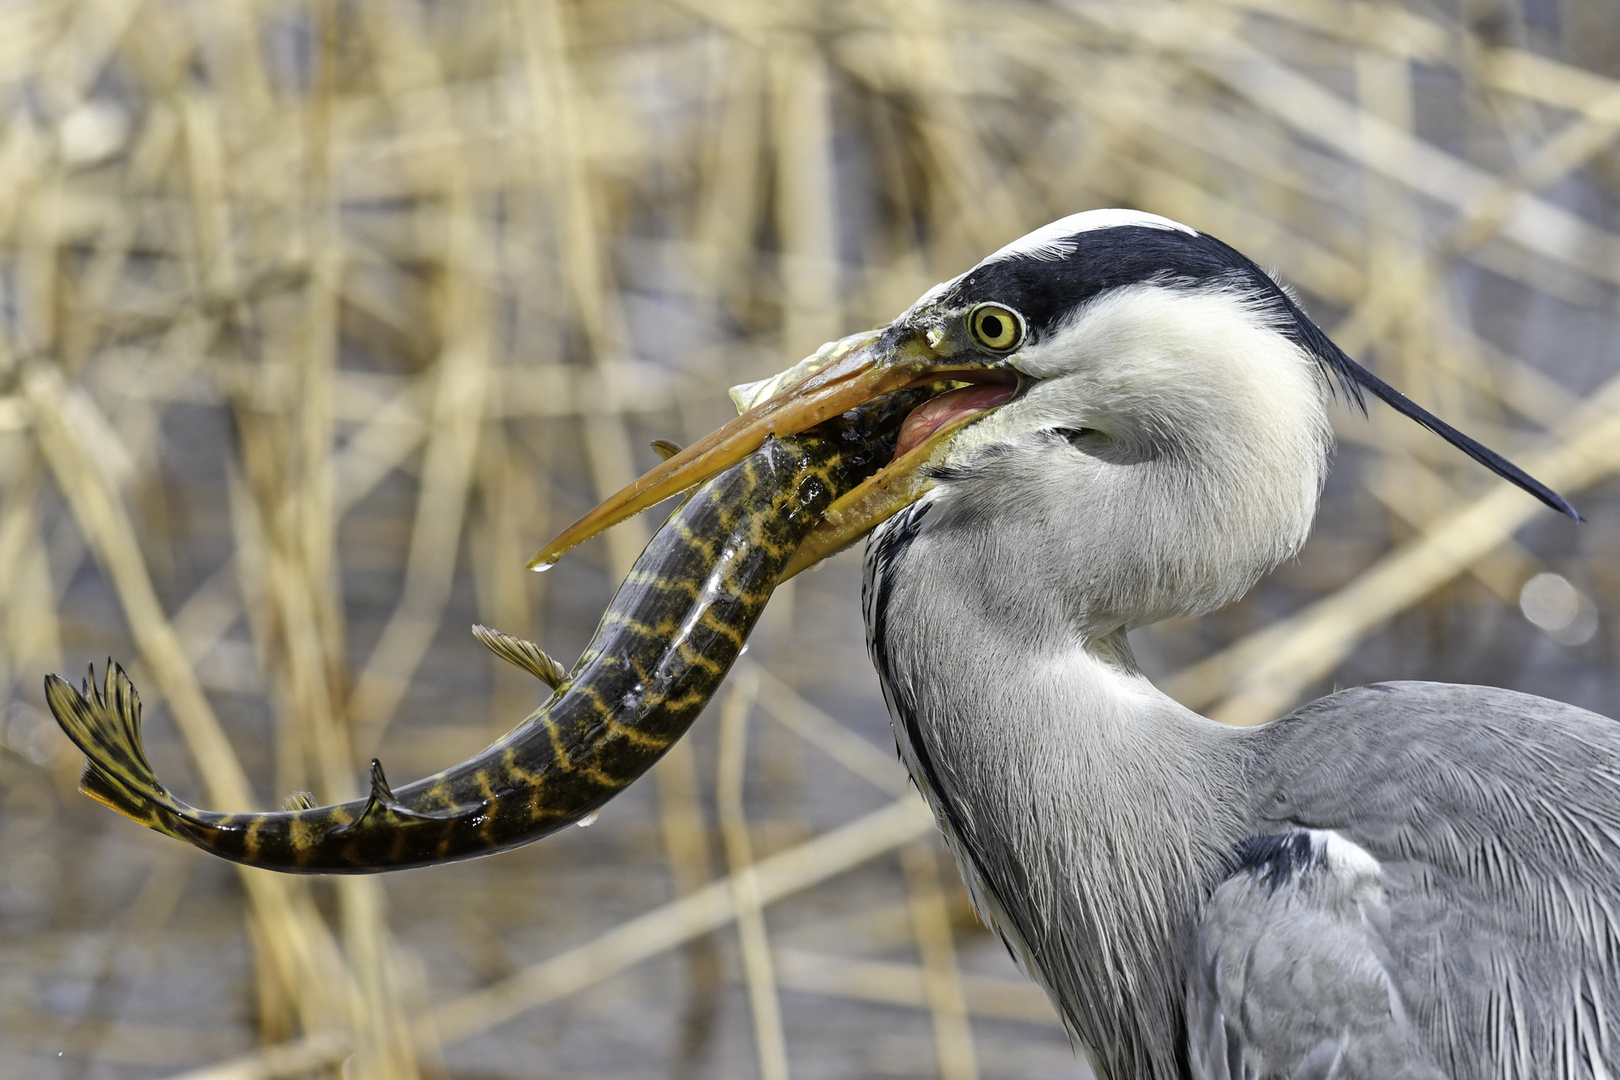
[1,0,1617,1077]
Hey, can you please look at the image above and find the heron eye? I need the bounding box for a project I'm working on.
[968,303,1025,352]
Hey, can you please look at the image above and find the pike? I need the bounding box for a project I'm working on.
[44,326,986,872]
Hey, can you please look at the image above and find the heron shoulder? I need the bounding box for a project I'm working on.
[1258,680,1618,778]
[1252,681,1620,852]
[1235,681,1620,1075]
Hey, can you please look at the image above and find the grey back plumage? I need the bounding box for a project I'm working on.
[1222,682,1620,1079]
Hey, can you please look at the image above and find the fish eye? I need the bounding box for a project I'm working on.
[967,303,1026,352]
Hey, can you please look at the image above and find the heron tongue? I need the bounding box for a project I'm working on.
[895,383,1019,459]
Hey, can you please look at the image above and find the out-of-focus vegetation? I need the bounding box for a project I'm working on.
[0,0,1616,1077]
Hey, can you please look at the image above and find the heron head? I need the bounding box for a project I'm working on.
[530,210,1574,628]
[850,210,1347,627]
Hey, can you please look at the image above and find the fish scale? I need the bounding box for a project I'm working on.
[45,387,927,873]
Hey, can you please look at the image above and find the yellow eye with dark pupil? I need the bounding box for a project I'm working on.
[969,304,1023,351]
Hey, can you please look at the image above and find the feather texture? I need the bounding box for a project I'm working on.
[860,213,1608,1077]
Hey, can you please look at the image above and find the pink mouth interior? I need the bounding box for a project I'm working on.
[894,381,1020,459]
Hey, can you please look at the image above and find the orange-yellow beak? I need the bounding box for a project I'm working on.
[527,324,1017,574]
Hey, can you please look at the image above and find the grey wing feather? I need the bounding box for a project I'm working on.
[1248,682,1620,1079]
[1188,829,1447,1080]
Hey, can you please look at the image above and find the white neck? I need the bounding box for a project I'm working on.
[864,496,1257,1076]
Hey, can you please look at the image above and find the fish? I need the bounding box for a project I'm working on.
[45,343,927,873]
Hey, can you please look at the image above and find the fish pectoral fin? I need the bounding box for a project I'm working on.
[332,759,481,836]
[282,791,317,811]
[472,624,569,689]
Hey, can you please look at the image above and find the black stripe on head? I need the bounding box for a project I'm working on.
[864,500,1027,968]
[946,225,1359,383]
[941,221,1581,522]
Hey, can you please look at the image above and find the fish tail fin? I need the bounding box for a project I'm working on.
[44,663,192,835]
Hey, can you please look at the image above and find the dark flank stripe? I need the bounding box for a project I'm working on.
[46,388,928,873]
[867,498,1028,969]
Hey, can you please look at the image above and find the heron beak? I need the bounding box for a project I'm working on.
[777,376,1019,579]
[528,325,1018,572]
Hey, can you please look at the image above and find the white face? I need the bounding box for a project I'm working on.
[898,275,1335,633]
[895,212,1324,478]
[947,284,1319,464]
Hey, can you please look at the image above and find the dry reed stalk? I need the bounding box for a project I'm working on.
[652,699,727,1078]
[692,38,768,339]
[1482,45,1620,111]
[0,462,61,690]
[60,846,193,1064]
[902,843,980,1080]
[771,948,1059,1026]
[1218,0,1620,132]
[163,1031,356,1080]
[431,795,936,1044]
[1192,41,1620,283]
[1359,454,1548,607]
[345,8,492,766]
[176,24,405,1068]
[22,364,358,1040]
[1355,43,1460,532]
[1061,3,1612,303]
[718,668,792,1080]
[515,14,743,1071]
[470,436,548,733]
[884,0,1034,261]
[222,240,418,1080]
[770,39,841,362]
[745,659,914,799]
[1173,374,1620,722]
[168,793,933,1080]
[345,192,492,753]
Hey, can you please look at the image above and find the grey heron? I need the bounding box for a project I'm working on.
[548,209,1616,1078]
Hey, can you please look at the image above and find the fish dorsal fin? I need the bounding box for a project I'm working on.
[368,758,398,804]
[283,791,317,811]
[333,759,480,835]
[472,624,569,689]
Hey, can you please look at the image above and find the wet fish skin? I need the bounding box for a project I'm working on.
[45,390,924,873]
